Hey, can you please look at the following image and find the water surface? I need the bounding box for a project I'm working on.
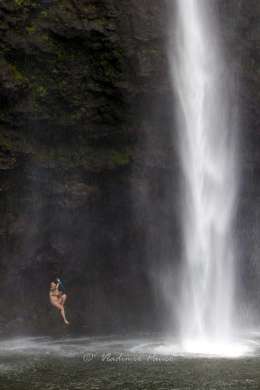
[0,334,259,389]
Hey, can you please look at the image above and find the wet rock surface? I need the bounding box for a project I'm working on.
[0,0,172,334]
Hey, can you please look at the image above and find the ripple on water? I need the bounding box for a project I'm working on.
[0,334,259,360]
[0,336,259,390]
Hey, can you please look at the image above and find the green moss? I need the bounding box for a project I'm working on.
[84,4,97,13]
[0,133,13,151]
[42,34,50,43]
[95,58,121,82]
[146,48,160,55]
[111,150,130,166]
[33,85,48,98]
[15,0,25,5]
[114,47,125,60]
[94,18,107,28]
[30,143,131,170]
[71,111,83,122]
[10,65,27,83]
[15,0,37,6]
[56,48,66,62]
[26,25,36,34]
[0,129,132,170]
[40,10,48,18]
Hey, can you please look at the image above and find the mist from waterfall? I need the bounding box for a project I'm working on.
[168,0,239,348]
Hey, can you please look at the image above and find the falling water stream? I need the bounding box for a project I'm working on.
[170,0,239,353]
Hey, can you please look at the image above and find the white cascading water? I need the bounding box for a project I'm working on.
[169,0,239,353]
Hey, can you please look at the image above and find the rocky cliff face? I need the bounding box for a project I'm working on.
[0,0,259,334]
[0,0,172,334]
[224,1,260,318]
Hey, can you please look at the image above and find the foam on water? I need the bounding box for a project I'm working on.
[154,339,253,358]
[130,334,260,358]
[0,334,258,363]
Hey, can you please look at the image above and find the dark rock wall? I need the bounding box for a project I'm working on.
[0,0,259,334]
[222,1,260,320]
[0,0,171,335]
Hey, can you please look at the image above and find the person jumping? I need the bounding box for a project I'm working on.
[49,278,70,325]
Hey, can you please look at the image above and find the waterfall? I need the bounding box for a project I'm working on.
[169,0,239,348]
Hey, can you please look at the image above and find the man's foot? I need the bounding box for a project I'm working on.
[64,320,70,325]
